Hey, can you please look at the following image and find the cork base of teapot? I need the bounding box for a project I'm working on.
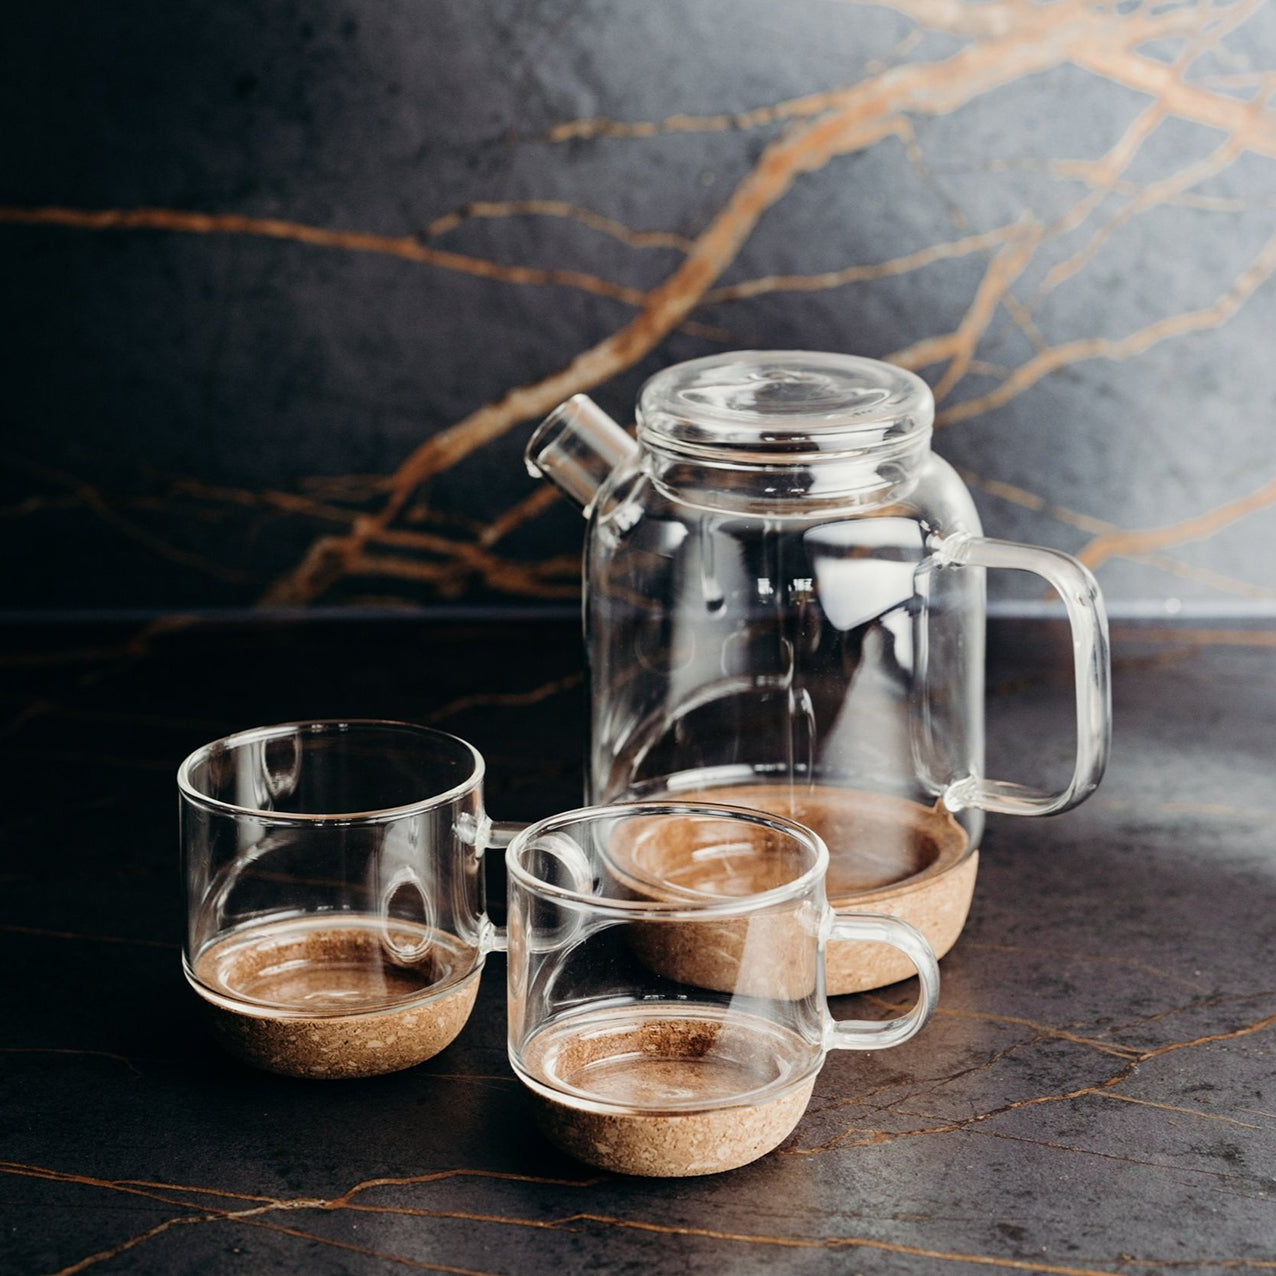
[827,849,978,993]
[611,783,976,996]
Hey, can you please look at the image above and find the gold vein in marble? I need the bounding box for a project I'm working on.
[893,217,1044,396]
[1038,129,1255,300]
[699,223,1022,304]
[959,939,1212,992]
[962,468,1276,600]
[52,1214,218,1276]
[1,0,1274,610]
[1077,474,1276,571]
[923,1008,1143,1060]
[791,1005,1276,1155]
[1097,1090,1274,1131]
[9,1164,1263,1276]
[0,1160,598,1275]
[13,458,250,584]
[9,991,1276,1276]
[266,0,1250,606]
[0,206,647,306]
[158,480,581,600]
[423,200,693,252]
[228,1216,504,1276]
[477,486,562,548]
[423,672,584,725]
[936,227,1276,426]
[968,1124,1276,1186]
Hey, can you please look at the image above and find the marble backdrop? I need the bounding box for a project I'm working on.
[3,0,1274,616]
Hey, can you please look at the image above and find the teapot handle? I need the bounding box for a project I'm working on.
[933,533,1111,817]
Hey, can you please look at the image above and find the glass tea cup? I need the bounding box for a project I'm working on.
[505,803,940,1176]
[179,720,517,1079]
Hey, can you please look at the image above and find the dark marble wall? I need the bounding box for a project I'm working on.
[4,0,1274,615]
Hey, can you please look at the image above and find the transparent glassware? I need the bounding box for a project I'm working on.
[505,801,939,1176]
[179,720,518,1078]
[527,351,1111,992]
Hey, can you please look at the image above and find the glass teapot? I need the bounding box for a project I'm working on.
[525,351,1111,992]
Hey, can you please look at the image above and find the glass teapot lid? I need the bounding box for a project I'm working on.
[636,351,933,461]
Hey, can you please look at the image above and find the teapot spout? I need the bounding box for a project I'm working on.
[525,394,639,516]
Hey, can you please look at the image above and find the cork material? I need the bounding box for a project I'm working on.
[532,1079,815,1177]
[625,906,818,1000]
[826,849,979,993]
[610,784,975,995]
[190,917,481,1078]
[521,1011,819,1176]
[607,810,818,998]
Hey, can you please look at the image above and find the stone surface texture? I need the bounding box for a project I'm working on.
[0,615,1273,1273]
[3,1,1275,615]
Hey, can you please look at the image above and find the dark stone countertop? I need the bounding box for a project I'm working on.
[2,616,1273,1275]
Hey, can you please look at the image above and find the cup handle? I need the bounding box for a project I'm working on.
[823,914,940,1051]
[479,820,593,954]
[486,820,525,851]
[932,532,1112,817]
[472,819,523,955]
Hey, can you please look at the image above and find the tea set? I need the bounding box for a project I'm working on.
[179,351,1111,1176]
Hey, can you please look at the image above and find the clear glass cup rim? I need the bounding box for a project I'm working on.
[506,800,831,916]
[177,719,484,825]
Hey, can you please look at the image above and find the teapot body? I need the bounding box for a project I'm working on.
[585,444,991,897]
[529,351,1110,990]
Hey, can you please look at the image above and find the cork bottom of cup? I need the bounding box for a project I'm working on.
[531,1081,815,1177]
[519,1005,820,1176]
[189,915,481,1078]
